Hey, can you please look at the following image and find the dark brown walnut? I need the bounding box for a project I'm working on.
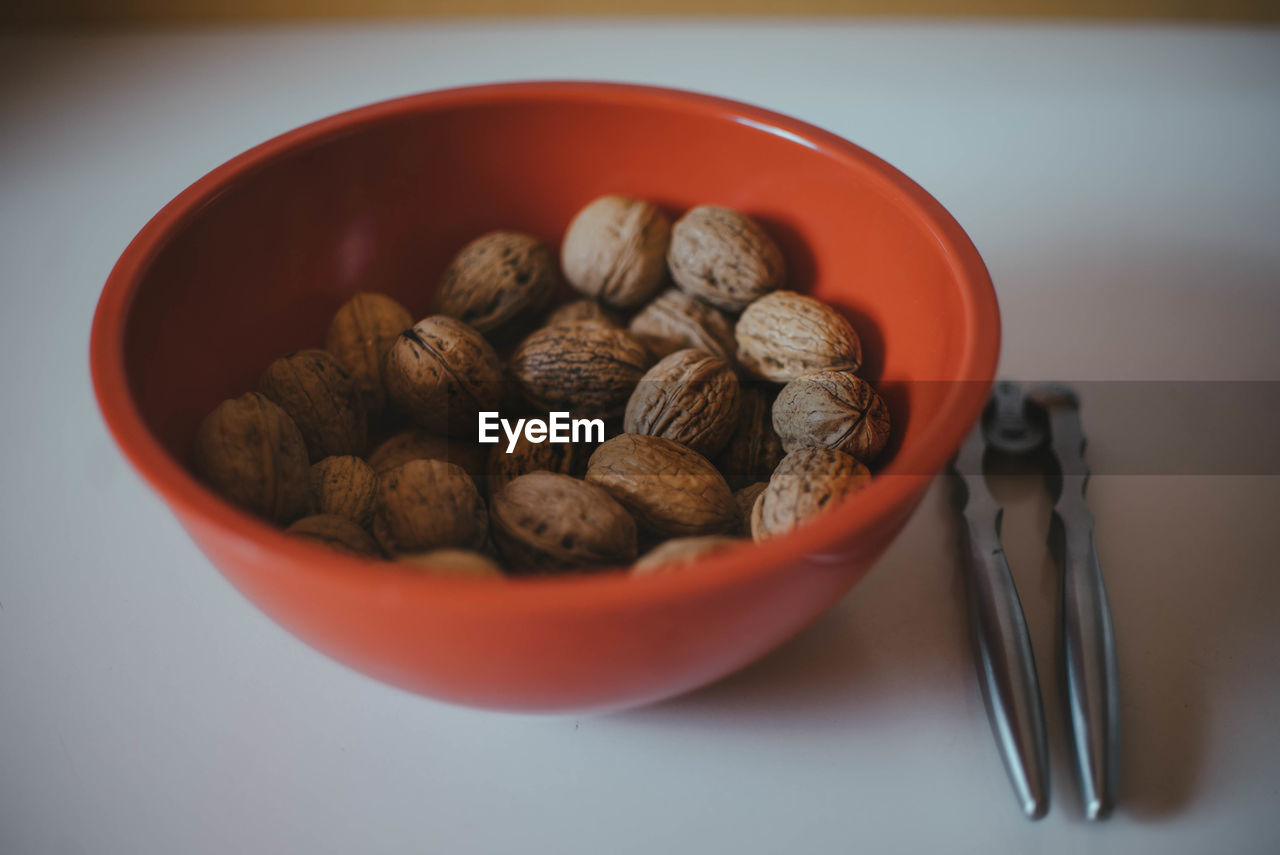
[751,447,871,540]
[715,385,785,488]
[490,472,637,572]
[192,392,310,525]
[585,434,737,539]
[623,348,741,458]
[309,456,378,527]
[396,549,505,578]
[508,321,650,417]
[372,459,488,554]
[434,231,559,335]
[627,288,737,362]
[561,195,671,310]
[258,349,367,461]
[486,431,579,496]
[667,206,785,312]
[773,370,891,463]
[733,482,768,536]
[735,290,862,383]
[324,292,413,419]
[286,514,382,557]
[632,535,740,576]
[366,429,487,492]
[383,315,504,438]
[544,298,621,329]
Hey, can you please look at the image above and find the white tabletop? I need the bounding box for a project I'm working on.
[3,19,1279,854]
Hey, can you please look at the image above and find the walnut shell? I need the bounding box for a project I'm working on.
[632,535,739,575]
[627,287,737,362]
[372,459,488,554]
[192,392,310,524]
[561,195,671,309]
[667,206,785,312]
[751,447,871,540]
[434,231,559,335]
[623,348,740,458]
[585,434,737,538]
[773,370,891,463]
[490,472,637,572]
[258,349,366,461]
[366,429,487,491]
[309,456,378,526]
[286,514,382,557]
[735,290,862,383]
[486,431,579,496]
[545,298,621,329]
[508,321,650,417]
[383,315,504,437]
[732,482,768,536]
[324,292,413,419]
[715,384,785,488]
[396,549,505,578]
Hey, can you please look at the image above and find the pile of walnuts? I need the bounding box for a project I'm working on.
[191,195,891,577]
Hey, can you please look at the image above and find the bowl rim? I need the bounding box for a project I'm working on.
[89,80,999,611]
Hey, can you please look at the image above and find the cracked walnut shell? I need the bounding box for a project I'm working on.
[434,231,559,335]
[623,348,740,458]
[735,290,862,383]
[773,370,891,463]
[750,447,870,540]
[667,206,785,312]
[561,195,671,310]
[490,471,638,572]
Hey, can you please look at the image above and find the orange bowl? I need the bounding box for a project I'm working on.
[90,82,998,713]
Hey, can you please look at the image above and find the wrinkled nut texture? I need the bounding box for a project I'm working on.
[396,549,505,578]
[434,231,558,335]
[508,321,649,417]
[585,434,737,539]
[490,472,638,572]
[733,482,769,536]
[715,384,785,488]
[735,290,862,383]
[627,288,736,362]
[751,447,871,540]
[258,349,367,461]
[286,514,382,557]
[324,292,412,418]
[545,298,621,329]
[383,315,504,437]
[373,459,488,554]
[632,535,740,576]
[561,195,671,310]
[366,429,487,491]
[667,206,785,312]
[192,392,310,525]
[486,431,579,496]
[624,348,740,458]
[309,455,378,526]
[773,370,891,463]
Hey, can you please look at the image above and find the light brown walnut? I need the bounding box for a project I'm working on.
[627,288,736,362]
[324,292,413,420]
[623,348,740,458]
[773,370,891,463]
[434,231,558,335]
[286,514,382,557]
[561,195,671,310]
[751,447,871,540]
[309,456,378,527]
[382,315,504,437]
[667,206,784,312]
[545,298,621,329]
[632,535,740,576]
[490,471,637,572]
[508,321,649,417]
[258,349,366,461]
[372,459,488,554]
[735,290,862,383]
[396,549,505,578]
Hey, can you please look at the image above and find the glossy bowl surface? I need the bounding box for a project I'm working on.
[91,81,998,713]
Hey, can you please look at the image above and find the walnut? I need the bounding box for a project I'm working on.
[372,459,488,554]
[773,370,891,463]
[667,206,785,312]
[324,292,413,419]
[561,195,671,309]
[309,456,378,527]
[434,231,558,335]
[258,349,366,461]
[192,392,310,524]
[732,482,768,535]
[632,535,739,575]
[715,384,785,488]
[735,290,862,383]
[490,471,637,572]
[286,514,382,557]
[486,431,579,496]
[545,298,621,329]
[383,315,504,437]
[751,447,871,540]
[366,429,487,492]
[396,549,505,578]
[623,348,740,458]
[508,321,649,417]
[627,288,736,362]
[585,434,737,538]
